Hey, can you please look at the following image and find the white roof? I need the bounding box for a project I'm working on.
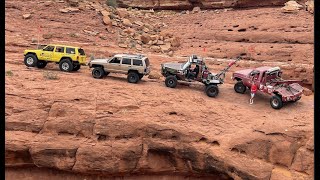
[114,54,146,59]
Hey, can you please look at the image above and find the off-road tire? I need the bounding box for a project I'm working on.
[165,75,178,88]
[92,67,104,79]
[270,95,283,109]
[234,81,246,94]
[24,54,38,67]
[36,60,47,69]
[205,84,219,97]
[59,59,74,72]
[73,64,81,71]
[138,74,144,80]
[127,72,139,83]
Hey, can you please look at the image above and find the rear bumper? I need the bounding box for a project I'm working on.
[143,67,150,75]
[73,60,87,66]
[282,93,303,102]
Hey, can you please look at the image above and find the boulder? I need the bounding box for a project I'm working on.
[118,43,128,48]
[122,18,132,27]
[141,34,151,44]
[29,140,79,171]
[160,30,173,38]
[66,0,79,7]
[270,168,292,180]
[171,37,181,47]
[135,44,142,51]
[150,45,161,53]
[156,40,164,45]
[151,40,158,45]
[281,1,303,13]
[269,141,297,167]
[5,109,48,133]
[123,28,136,35]
[116,8,129,18]
[143,27,150,33]
[168,51,174,57]
[134,21,144,26]
[148,72,161,79]
[303,88,312,96]
[306,136,314,151]
[59,7,80,13]
[291,148,314,175]
[22,14,32,19]
[192,7,201,13]
[100,10,111,17]
[44,1,53,6]
[160,43,171,53]
[42,34,53,39]
[103,16,112,25]
[305,0,314,14]
[111,21,118,26]
[150,35,158,41]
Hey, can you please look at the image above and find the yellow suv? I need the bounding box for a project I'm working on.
[23,44,87,72]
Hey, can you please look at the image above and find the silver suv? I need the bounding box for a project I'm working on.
[88,54,151,83]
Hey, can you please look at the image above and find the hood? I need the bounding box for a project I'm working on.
[233,69,253,76]
[24,49,42,55]
[162,62,185,71]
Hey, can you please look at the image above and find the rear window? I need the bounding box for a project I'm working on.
[144,58,150,66]
[122,58,131,65]
[66,47,75,54]
[133,59,143,66]
[78,48,85,55]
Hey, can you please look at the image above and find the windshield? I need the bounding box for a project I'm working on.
[78,48,85,55]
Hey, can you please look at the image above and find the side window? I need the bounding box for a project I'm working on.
[133,59,143,66]
[43,46,54,51]
[55,46,65,53]
[109,57,121,64]
[66,47,75,54]
[122,58,131,65]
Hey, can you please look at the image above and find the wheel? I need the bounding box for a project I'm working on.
[234,81,246,94]
[138,74,144,80]
[127,72,139,83]
[92,67,104,79]
[36,60,47,69]
[73,64,81,71]
[165,75,177,88]
[24,54,38,67]
[205,84,219,97]
[59,59,74,72]
[270,95,283,109]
